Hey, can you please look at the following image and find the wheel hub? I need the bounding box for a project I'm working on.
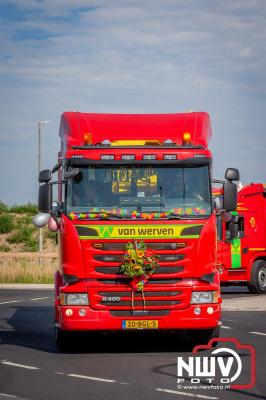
[258,267,266,290]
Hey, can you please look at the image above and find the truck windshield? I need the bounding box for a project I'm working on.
[66,164,211,219]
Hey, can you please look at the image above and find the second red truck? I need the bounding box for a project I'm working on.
[216,183,266,293]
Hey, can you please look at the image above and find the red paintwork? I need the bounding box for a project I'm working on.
[55,111,221,333]
[217,183,266,284]
[59,111,212,150]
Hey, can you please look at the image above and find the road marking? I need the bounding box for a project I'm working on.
[30,297,51,301]
[249,332,266,336]
[156,388,219,399]
[221,326,232,329]
[0,394,17,398]
[0,297,51,305]
[68,373,116,383]
[1,361,39,370]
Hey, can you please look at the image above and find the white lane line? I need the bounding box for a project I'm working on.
[221,326,232,329]
[68,373,116,383]
[249,331,266,336]
[1,361,39,370]
[30,297,51,301]
[0,394,17,398]
[156,388,219,399]
[0,297,51,305]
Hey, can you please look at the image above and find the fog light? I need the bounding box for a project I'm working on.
[207,307,214,315]
[79,309,86,317]
[194,307,201,315]
[65,309,73,316]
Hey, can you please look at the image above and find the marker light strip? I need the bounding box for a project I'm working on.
[100,155,115,160]
[121,155,135,160]
[164,154,177,160]
[142,154,156,160]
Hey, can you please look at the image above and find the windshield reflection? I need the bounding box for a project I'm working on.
[66,164,211,219]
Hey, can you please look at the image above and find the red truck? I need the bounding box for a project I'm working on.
[36,111,239,349]
[216,183,266,293]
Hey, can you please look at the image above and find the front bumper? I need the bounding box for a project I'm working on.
[57,303,221,331]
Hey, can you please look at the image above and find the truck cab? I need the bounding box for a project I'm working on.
[35,111,239,349]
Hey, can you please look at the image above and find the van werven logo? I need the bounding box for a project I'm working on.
[177,338,256,390]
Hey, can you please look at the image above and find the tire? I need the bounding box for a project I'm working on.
[187,326,220,349]
[247,260,266,294]
[55,327,71,351]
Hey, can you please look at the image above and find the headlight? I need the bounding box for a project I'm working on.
[191,291,218,304]
[60,293,89,305]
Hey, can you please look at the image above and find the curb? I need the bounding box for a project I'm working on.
[0,284,54,289]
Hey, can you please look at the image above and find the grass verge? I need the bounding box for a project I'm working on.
[0,256,57,283]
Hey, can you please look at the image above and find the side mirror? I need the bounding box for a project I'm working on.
[64,168,80,180]
[223,181,237,211]
[39,169,52,183]
[38,183,52,213]
[225,168,240,182]
[213,195,223,212]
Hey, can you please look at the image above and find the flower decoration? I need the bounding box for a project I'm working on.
[119,240,159,309]
[69,207,207,220]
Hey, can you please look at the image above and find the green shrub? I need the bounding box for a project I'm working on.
[44,230,57,240]
[23,238,38,252]
[0,214,14,233]
[0,244,11,252]
[9,203,38,215]
[7,226,33,244]
[0,202,9,213]
[19,215,33,225]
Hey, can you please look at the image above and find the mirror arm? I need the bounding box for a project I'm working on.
[50,180,66,185]
[212,179,225,184]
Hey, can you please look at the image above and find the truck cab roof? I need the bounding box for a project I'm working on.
[59,111,212,152]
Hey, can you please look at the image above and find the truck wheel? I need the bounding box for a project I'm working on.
[248,260,266,294]
[187,327,220,349]
[55,327,70,351]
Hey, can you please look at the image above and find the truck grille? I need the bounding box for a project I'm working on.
[83,240,194,311]
[95,266,184,274]
[90,286,191,311]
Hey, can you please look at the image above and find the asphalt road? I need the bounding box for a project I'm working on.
[0,288,266,400]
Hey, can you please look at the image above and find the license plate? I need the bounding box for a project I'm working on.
[122,320,158,329]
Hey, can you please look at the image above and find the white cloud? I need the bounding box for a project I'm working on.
[0,0,266,204]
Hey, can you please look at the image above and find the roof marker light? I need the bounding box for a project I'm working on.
[164,154,177,160]
[164,139,174,144]
[143,154,156,160]
[101,139,111,146]
[101,155,115,160]
[122,155,135,160]
[84,132,93,145]
[182,132,192,146]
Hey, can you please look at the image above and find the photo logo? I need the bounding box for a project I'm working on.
[177,338,256,390]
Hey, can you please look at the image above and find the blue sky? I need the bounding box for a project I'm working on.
[0,0,265,205]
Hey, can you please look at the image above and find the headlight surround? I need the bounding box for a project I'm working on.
[60,293,89,305]
[191,291,218,304]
